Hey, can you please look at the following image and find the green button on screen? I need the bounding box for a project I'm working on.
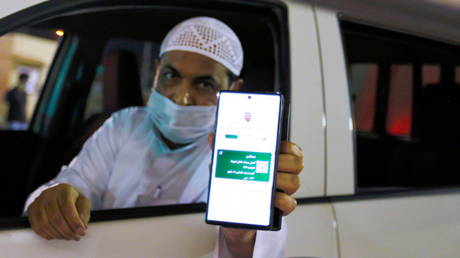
[215,149,271,182]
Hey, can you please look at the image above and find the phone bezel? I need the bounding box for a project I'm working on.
[205,90,284,231]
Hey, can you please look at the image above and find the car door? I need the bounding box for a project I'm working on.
[315,4,460,257]
[0,1,340,257]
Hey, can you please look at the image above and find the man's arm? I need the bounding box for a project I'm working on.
[26,110,128,240]
[214,141,303,258]
[220,228,256,258]
[215,218,288,258]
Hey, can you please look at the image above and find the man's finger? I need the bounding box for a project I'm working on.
[274,192,297,216]
[38,210,62,240]
[278,154,304,174]
[37,229,53,240]
[39,207,66,240]
[208,133,215,148]
[276,172,300,195]
[32,223,53,240]
[28,208,53,240]
[58,191,86,238]
[76,195,91,228]
[42,207,66,240]
[29,202,64,240]
[280,141,303,157]
[45,200,74,240]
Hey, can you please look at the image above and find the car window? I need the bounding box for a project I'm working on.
[343,20,460,191]
[349,63,378,132]
[0,28,60,130]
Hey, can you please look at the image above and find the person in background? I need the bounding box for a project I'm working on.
[25,17,303,257]
[5,73,28,130]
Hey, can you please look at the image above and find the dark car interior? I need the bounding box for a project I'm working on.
[0,1,290,217]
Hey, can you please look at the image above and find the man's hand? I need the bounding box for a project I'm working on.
[208,134,304,257]
[275,141,303,215]
[27,184,91,241]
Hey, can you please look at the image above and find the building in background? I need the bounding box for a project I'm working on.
[0,31,58,129]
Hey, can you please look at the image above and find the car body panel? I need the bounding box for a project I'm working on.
[285,203,339,258]
[0,0,45,20]
[285,0,326,198]
[2,213,216,258]
[314,6,355,196]
[333,192,460,257]
[0,204,339,258]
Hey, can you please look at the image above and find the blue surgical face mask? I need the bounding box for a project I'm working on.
[147,89,216,144]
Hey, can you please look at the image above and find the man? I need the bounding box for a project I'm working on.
[25,17,302,257]
[5,73,28,130]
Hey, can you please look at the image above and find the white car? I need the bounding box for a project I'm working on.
[1,0,459,257]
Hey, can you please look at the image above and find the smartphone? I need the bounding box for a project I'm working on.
[206,91,283,230]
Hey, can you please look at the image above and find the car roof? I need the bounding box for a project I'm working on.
[310,0,460,45]
[0,0,45,20]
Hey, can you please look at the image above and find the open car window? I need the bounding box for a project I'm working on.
[0,0,289,227]
[0,28,60,130]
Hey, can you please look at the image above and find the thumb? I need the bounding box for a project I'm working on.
[76,194,92,228]
[208,133,215,148]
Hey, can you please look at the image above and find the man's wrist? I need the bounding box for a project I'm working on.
[221,227,257,258]
[23,182,61,215]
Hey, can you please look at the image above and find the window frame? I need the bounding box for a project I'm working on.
[340,18,460,194]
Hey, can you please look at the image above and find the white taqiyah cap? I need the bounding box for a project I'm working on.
[160,16,243,76]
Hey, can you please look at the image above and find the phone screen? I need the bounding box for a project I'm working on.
[206,91,282,228]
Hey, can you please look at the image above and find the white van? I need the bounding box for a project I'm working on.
[1,0,459,257]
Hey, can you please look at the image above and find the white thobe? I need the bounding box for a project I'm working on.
[25,107,287,257]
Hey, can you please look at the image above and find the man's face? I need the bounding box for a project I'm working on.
[153,50,241,106]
